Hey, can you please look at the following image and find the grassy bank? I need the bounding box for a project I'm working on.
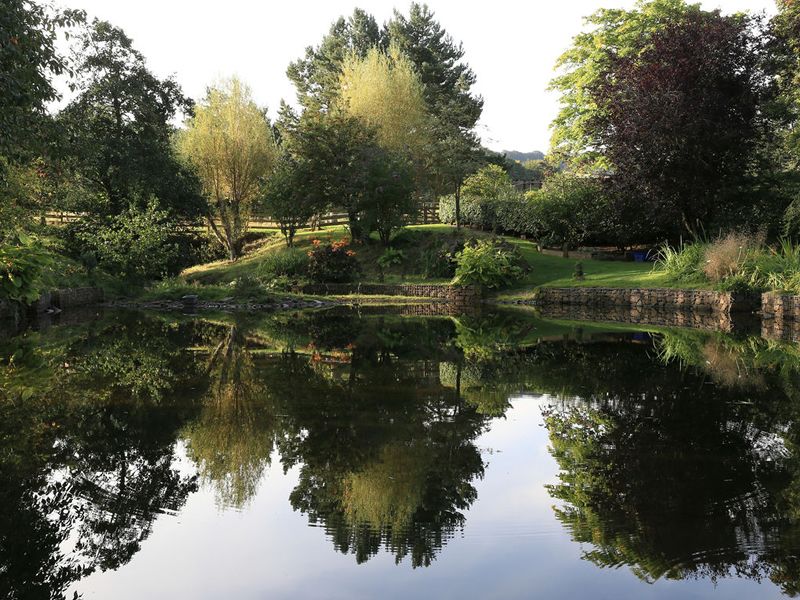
[145,224,703,302]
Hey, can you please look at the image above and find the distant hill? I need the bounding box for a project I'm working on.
[503,150,545,162]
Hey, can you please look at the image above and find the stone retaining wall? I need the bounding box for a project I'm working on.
[762,293,800,320]
[534,287,760,314]
[761,293,800,341]
[294,283,482,305]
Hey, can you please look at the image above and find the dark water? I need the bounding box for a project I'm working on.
[3,307,800,599]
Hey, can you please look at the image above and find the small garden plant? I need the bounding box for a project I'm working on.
[452,239,526,289]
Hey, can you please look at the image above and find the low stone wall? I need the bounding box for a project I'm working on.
[294,283,482,305]
[52,287,104,309]
[761,293,800,341]
[534,287,760,314]
[762,293,800,320]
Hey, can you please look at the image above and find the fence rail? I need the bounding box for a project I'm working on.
[45,203,441,230]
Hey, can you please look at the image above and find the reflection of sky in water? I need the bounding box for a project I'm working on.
[69,396,784,600]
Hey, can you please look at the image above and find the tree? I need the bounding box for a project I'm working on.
[388,4,484,225]
[361,148,416,246]
[282,111,377,242]
[260,155,320,247]
[771,0,800,170]
[338,44,431,162]
[525,173,607,253]
[387,3,482,133]
[591,9,768,239]
[429,126,482,229]
[287,8,384,112]
[58,20,202,218]
[0,0,84,157]
[461,164,514,199]
[179,77,277,260]
[548,0,693,169]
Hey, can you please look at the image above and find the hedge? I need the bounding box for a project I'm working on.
[439,194,541,238]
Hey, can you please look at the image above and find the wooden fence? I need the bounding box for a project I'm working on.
[46,202,441,230]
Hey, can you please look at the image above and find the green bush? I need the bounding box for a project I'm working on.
[421,237,464,278]
[452,239,525,289]
[377,247,405,270]
[0,233,53,304]
[307,239,361,283]
[64,200,191,281]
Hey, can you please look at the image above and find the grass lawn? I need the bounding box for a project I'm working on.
[168,224,702,300]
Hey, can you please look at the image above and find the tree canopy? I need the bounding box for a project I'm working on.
[179,77,277,259]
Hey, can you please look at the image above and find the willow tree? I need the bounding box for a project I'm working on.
[338,44,430,163]
[179,78,276,259]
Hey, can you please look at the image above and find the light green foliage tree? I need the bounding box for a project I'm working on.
[287,8,384,112]
[548,0,693,168]
[339,44,431,161]
[288,4,484,229]
[179,77,277,260]
[462,164,515,199]
[388,4,484,222]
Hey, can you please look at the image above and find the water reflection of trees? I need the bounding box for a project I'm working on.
[0,314,206,598]
[11,309,800,594]
[524,336,800,595]
[183,324,276,508]
[252,313,488,567]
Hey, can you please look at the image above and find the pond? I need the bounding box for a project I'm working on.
[3,306,800,599]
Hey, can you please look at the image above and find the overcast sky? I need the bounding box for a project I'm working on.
[59,0,777,153]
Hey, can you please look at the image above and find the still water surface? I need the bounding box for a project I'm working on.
[2,307,800,599]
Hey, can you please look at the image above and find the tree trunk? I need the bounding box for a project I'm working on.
[455,182,461,230]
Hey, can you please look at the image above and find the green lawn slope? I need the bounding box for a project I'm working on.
[164,224,699,300]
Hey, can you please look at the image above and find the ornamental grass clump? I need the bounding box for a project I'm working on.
[703,232,759,283]
[654,241,707,283]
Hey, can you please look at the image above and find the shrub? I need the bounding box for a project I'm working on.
[439,173,607,248]
[65,200,189,281]
[377,248,405,270]
[421,238,464,278]
[258,248,309,279]
[0,233,53,304]
[229,275,265,298]
[306,239,360,283]
[452,239,525,289]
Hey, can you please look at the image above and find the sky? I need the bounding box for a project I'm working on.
[58,0,778,153]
